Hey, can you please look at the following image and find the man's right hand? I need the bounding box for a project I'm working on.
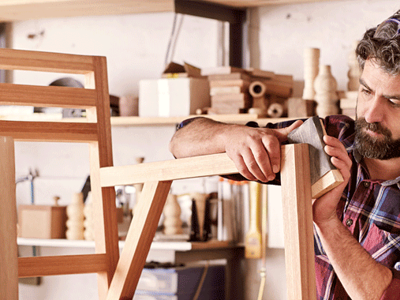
[222,120,303,182]
[169,117,303,183]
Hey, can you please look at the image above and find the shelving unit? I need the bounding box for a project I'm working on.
[0,113,294,126]
[0,0,343,22]
[17,237,234,251]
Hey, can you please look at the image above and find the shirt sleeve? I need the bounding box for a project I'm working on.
[380,268,400,300]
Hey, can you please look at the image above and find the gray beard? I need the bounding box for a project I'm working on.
[354,118,400,160]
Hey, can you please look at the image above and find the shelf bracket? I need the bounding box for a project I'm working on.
[174,0,246,68]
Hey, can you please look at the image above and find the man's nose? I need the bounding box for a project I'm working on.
[364,97,384,124]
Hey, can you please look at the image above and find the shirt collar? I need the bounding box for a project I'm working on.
[351,146,400,188]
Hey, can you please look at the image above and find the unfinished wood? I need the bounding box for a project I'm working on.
[312,169,343,199]
[0,120,98,142]
[107,180,172,300]
[18,254,108,277]
[18,205,67,239]
[0,136,17,300]
[100,153,238,187]
[0,83,96,108]
[0,48,119,300]
[85,57,120,299]
[280,143,317,300]
[0,48,94,73]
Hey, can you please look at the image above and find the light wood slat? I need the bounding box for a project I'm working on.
[0,83,96,108]
[100,153,239,187]
[107,180,172,300]
[0,120,98,142]
[86,56,120,299]
[0,48,94,73]
[0,137,17,300]
[280,144,317,300]
[18,254,108,277]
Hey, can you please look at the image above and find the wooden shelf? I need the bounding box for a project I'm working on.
[0,0,343,22]
[17,237,235,251]
[0,113,292,126]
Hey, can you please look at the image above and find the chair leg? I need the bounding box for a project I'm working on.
[0,136,18,300]
[280,144,317,300]
[107,180,172,300]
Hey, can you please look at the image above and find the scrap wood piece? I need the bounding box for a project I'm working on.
[287,116,344,198]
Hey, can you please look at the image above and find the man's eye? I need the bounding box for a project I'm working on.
[361,88,371,95]
[389,99,400,106]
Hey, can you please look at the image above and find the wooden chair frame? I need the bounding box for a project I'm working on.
[0,48,330,300]
[0,48,119,300]
[100,146,317,300]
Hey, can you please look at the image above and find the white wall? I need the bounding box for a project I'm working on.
[12,1,400,299]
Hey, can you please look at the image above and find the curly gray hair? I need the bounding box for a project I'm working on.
[356,10,400,75]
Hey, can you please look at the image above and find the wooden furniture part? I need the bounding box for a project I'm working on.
[0,136,18,300]
[100,145,339,300]
[0,48,119,300]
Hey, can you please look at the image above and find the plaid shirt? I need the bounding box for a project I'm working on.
[268,115,400,300]
[177,115,400,298]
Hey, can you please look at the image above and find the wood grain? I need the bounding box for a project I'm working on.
[106,180,172,299]
[18,254,108,277]
[0,83,96,108]
[100,153,238,187]
[0,120,98,142]
[0,48,94,73]
[0,136,17,300]
[280,144,317,300]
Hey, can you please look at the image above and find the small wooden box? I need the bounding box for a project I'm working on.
[18,205,67,239]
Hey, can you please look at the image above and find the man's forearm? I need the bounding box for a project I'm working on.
[316,218,392,300]
[169,117,235,158]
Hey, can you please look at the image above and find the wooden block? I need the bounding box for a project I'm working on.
[207,107,247,114]
[246,68,275,79]
[209,79,250,88]
[264,79,293,98]
[287,116,343,198]
[274,74,294,84]
[288,98,316,118]
[207,72,251,81]
[210,86,244,96]
[211,93,251,108]
[18,205,67,239]
[201,66,246,76]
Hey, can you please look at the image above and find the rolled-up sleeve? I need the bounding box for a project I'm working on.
[380,268,400,299]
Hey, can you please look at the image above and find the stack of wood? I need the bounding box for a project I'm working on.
[339,91,357,117]
[200,66,293,117]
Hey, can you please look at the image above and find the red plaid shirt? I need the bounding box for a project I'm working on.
[271,115,400,299]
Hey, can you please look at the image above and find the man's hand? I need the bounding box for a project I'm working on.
[312,134,352,226]
[223,120,303,182]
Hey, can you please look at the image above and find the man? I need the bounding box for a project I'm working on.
[170,10,400,300]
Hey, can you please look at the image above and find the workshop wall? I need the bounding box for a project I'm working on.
[12,1,400,299]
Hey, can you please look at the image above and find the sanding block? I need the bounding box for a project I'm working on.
[287,116,344,198]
